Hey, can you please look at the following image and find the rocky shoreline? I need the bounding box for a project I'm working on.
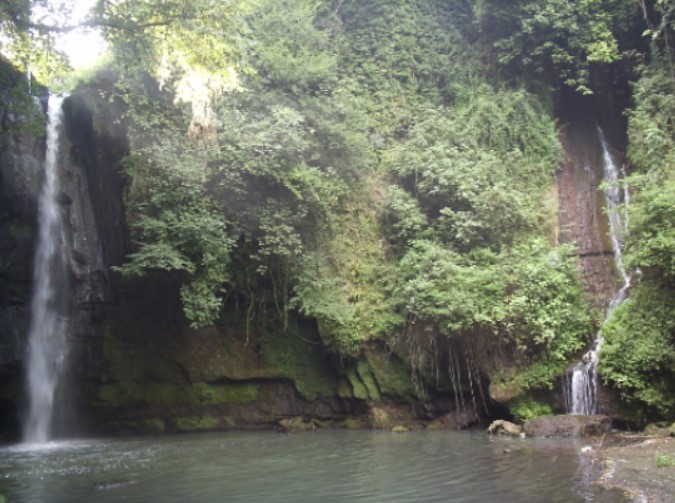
[587,434,675,503]
[488,416,675,502]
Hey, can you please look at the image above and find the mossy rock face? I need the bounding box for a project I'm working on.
[336,417,369,429]
[363,347,414,401]
[345,367,370,400]
[175,416,220,432]
[489,381,524,404]
[425,419,447,431]
[278,416,319,432]
[356,359,381,401]
[340,346,415,403]
[97,382,188,409]
[193,382,261,405]
[370,404,416,430]
[336,377,353,399]
[90,310,341,429]
[259,321,336,400]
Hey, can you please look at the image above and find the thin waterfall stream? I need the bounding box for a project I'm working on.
[23,94,70,444]
[565,127,631,416]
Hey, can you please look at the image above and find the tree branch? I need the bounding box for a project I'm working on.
[11,14,185,35]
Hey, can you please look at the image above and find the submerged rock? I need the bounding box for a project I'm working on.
[487,420,522,436]
[93,480,134,490]
[524,414,611,437]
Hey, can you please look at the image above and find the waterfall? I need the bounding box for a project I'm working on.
[23,94,70,444]
[564,127,631,416]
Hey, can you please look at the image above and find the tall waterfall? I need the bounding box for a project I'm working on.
[564,127,631,415]
[23,94,70,444]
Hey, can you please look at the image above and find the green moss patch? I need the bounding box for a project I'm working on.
[194,382,260,404]
[260,320,336,400]
[175,416,220,432]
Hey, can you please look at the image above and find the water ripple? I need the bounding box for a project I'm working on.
[0,431,621,503]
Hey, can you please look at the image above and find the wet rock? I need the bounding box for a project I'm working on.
[524,414,611,437]
[93,480,134,490]
[370,403,417,430]
[487,419,522,436]
[644,422,672,437]
[391,425,410,433]
[278,416,318,432]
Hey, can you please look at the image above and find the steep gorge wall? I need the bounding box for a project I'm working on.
[0,84,42,437]
[0,76,479,437]
[555,92,627,312]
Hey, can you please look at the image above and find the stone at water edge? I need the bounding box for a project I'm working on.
[487,419,523,436]
[392,425,411,433]
[643,422,673,437]
[523,415,611,437]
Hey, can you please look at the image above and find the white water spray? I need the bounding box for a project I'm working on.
[23,94,70,444]
[565,127,631,416]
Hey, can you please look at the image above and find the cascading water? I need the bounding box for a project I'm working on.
[23,94,70,444]
[564,127,631,416]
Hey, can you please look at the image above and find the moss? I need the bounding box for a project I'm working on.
[488,380,524,404]
[345,367,369,400]
[426,419,448,430]
[364,349,414,401]
[356,359,381,400]
[489,360,568,405]
[337,417,369,429]
[97,383,124,407]
[97,382,188,408]
[175,415,220,432]
[193,382,260,404]
[260,320,336,400]
[336,377,353,399]
[278,416,320,431]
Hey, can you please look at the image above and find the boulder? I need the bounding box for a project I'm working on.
[524,415,611,437]
[487,419,522,436]
[644,422,672,437]
[391,425,410,433]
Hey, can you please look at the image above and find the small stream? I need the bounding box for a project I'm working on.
[0,430,624,502]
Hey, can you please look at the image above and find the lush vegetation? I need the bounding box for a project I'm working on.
[2,0,673,420]
[601,26,675,419]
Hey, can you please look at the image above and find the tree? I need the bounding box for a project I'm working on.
[474,0,639,93]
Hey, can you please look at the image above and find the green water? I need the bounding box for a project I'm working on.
[0,430,621,502]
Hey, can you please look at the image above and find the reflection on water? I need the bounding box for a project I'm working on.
[0,430,624,502]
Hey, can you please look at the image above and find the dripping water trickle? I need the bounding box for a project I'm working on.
[23,94,70,444]
[565,127,631,416]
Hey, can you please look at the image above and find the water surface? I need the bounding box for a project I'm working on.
[0,430,622,502]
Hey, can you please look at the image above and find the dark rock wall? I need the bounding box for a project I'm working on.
[0,58,52,438]
[556,93,626,311]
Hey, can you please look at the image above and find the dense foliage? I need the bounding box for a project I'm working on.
[601,38,675,419]
[474,0,640,93]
